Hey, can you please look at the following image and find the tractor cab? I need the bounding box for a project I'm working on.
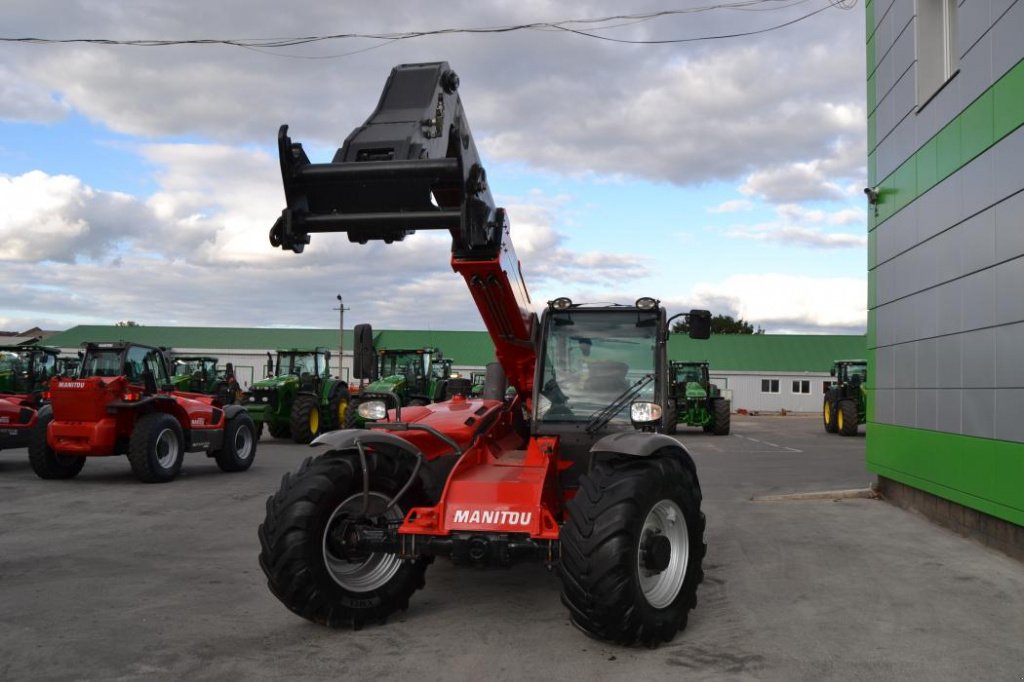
[171,355,239,404]
[271,348,330,386]
[670,362,713,401]
[171,356,219,390]
[0,345,60,404]
[831,360,868,388]
[375,348,449,403]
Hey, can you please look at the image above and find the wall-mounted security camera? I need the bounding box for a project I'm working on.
[863,186,880,205]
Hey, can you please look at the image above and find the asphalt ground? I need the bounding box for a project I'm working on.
[0,415,1021,681]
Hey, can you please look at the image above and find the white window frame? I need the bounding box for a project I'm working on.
[792,379,811,394]
[916,0,959,107]
[761,378,780,394]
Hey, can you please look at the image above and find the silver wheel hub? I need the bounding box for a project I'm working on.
[322,492,404,592]
[637,499,689,609]
[155,428,180,469]
[233,425,253,460]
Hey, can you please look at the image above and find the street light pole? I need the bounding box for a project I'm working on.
[333,295,350,379]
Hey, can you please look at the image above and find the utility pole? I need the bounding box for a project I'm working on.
[333,295,350,380]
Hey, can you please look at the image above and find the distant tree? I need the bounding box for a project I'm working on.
[672,314,764,335]
[114,320,141,327]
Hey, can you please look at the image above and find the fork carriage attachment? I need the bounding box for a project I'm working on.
[269,61,502,260]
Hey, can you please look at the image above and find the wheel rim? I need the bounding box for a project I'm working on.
[322,492,404,592]
[823,402,831,425]
[637,499,689,609]
[309,406,320,433]
[155,427,180,469]
[837,408,844,430]
[337,400,348,425]
[233,424,254,460]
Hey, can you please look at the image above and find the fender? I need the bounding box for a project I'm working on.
[590,431,700,487]
[223,404,246,419]
[310,428,449,502]
[311,428,424,459]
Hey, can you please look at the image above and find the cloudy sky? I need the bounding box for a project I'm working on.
[0,0,868,335]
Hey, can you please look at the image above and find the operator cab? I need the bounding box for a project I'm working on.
[533,297,709,436]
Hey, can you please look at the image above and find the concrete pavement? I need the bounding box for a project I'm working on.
[0,415,1021,681]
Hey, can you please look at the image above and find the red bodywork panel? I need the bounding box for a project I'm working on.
[0,395,37,444]
[46,376,225,456]
[378,394,564,540]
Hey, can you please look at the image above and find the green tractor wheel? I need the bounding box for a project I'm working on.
[823,398,838,433]
[711,399,730,436]
[327,392,349,431]
[838,399,859,437]
[290,394,321,444]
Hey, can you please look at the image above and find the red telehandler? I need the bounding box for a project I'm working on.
[258,62,712,646]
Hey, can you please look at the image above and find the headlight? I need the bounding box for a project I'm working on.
[358,400,387,421]
[630,401,663,424]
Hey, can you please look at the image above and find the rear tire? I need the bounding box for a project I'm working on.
[128,413,184,483]
[838,400,859,436]
[258,448,431,629]
[823,397,838,433]
[560,454,706,647]
[214,412,258,472]
[712,399,730,435]
[28,410,85,480]
[290,395,320,444]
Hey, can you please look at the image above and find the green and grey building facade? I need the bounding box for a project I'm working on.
[866,0,1024,542]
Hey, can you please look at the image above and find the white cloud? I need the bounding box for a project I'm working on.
[707,199,753,214]
[663,273,867,333]
[726,224,866,249]
[0,67,68,123]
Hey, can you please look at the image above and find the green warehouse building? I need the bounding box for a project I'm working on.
[866,0,1024,554]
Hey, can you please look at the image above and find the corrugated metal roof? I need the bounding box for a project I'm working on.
[668,334,866,373]
[44,325,864,372]
[43,326,499,366]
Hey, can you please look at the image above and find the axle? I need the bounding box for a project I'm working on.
[329,521,560,568]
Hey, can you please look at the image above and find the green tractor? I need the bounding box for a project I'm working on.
[242,347,349,443]
[666,361,730,435]
[169,355,241,405]
[0,345,61,404]
[823,359,867,436]
[345,346,454,427]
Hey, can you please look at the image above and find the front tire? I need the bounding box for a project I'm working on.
[290,395,320,444]
[128,412,184,483]
[258,448,431,629]
[560,454,706,647]
[327,392,350,431]
[712,399,730,435]
[28,409,85,480]
[823,397,838,433]
[214,412,258,472]
[838,399,859,436]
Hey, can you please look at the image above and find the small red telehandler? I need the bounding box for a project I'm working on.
[32,341,257,483]
[259,62,711,646]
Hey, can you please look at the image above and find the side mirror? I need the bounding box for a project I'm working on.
[830,367,837,377]
[687,309,712,340]
[353,323,378,380]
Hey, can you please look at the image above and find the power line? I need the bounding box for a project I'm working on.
[0,0,855,56]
